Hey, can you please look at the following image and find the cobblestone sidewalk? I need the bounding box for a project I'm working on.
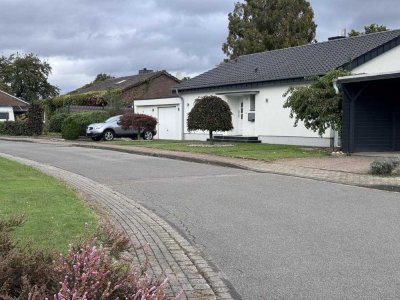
[0,153,233,300]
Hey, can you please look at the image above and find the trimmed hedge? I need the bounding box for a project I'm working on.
[61,111,110,140]
[48,112,69,133]
[0,121,30,136]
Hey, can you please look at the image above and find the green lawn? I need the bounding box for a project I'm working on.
[108,139,328,161]
[0,157,97,251]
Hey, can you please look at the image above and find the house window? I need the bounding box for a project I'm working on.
[0,112,9,120]
[240,102,243,119]
[250,95,256,111]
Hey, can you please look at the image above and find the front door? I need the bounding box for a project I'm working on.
[236,101,244,135]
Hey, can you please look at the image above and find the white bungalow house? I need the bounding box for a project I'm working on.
[167,30,400,147]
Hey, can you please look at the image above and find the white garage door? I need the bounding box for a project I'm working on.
[158,106,179,140]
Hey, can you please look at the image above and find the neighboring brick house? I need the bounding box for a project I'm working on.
[74,69,180,105]
[0,90,29,121]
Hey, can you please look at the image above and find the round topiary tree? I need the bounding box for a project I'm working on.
[187,96,233,143]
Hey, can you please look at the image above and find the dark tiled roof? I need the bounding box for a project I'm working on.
[177,30,400,92]
[0,90,29,108]
[74,71,169,94]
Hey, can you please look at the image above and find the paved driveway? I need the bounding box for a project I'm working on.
[1,141,400,299]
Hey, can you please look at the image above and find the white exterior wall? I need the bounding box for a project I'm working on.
[353,46,400,74]
[0,107,15,122]
[179,44,400,146]
[181,85,331,146]
[134,97,182,140]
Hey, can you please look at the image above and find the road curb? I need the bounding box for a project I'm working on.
[0,152,237,300]
[1,137,399,193]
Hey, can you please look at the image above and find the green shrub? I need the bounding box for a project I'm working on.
[61,118,81,140]
[48,112,69,133]
[0,121,30,136]
[369,158,400,176]
[61,111,110,140]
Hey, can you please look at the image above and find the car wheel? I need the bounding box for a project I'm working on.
[130,134,138,140]
[103,130,115,141]
[91,136,102,141]
[143,131,153,140]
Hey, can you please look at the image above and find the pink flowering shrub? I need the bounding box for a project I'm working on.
[1,217,171,300]
[52,238,169,299]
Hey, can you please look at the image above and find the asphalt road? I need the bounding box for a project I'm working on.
[1,141,400,300]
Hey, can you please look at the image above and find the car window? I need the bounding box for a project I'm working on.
[105,116,121,123]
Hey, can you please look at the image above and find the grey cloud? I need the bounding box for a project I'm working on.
[0,0,399,93]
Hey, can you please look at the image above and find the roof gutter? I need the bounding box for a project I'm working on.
[174,88,185,140]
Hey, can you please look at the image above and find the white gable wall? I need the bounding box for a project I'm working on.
[353,46,400,74]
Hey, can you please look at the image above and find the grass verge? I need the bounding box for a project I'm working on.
[108,139,328,161]
[0,156,97,251]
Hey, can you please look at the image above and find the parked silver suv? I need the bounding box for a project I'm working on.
[86,115,156,141]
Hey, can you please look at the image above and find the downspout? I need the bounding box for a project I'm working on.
[175,88,185,140]
[333,79,339,94]
[332,79,340,149]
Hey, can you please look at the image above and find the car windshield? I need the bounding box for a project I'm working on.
[105,116,121,123]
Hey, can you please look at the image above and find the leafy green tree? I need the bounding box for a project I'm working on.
[283,69,350,136]
[187,96,233,143]
[348,24,389,37]
[223,0,317,59]
[0,53,59,103]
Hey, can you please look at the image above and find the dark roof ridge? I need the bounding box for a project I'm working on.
[230,29,400,61]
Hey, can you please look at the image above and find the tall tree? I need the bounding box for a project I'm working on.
[222,0,317,59]
[348,24,389,37]
[0,53,59,103]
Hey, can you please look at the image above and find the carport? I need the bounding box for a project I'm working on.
[339,72,400,152]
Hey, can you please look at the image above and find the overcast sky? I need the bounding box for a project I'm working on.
[0,0,398,94]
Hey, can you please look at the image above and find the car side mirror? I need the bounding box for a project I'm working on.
[117,121,121,125]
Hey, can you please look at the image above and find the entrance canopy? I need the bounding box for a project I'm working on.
[338,72,400,152]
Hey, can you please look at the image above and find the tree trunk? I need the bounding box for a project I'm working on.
[209,130,213,145]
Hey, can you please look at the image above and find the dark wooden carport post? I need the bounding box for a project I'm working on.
[341,84,366,152]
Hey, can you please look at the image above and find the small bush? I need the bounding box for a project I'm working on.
[61,117,81,140]
[120,113,158,132]
[369,158,400,176]
[0,217,169,300]
[61,111,110,140]
[48,112,69,133]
